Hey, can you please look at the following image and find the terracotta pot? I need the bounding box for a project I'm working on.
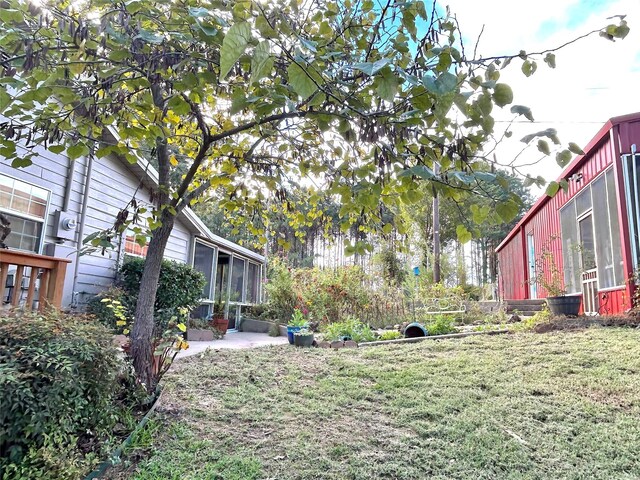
[210,315,228,335]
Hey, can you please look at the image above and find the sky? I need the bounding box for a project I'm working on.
[442,0,640,193]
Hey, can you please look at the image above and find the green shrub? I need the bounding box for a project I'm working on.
[424,314,457,335]
[322,316,376,343]
[268,322,281,337]
[87,286,132,332]
[512,307,553,332]
[379,330,402,341]
[100,257,206,337]
[0,309,141,479]
[264,258,297,322]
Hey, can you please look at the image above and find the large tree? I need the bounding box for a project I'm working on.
[0,0,628,388]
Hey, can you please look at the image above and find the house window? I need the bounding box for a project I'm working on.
[559,202,581,293]
[246,262,261,304]
[124,234,149,257]
[230,256,245,303]
[191,241,217,319]
[559,167,624,292]
[0,175,49,252]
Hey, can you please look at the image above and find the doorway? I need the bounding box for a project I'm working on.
[578,213,598,314]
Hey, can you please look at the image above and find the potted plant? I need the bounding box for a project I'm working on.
[534,239,581,316]
[210,299,229,335]
[287,308,308,344]
[294,328,314,347]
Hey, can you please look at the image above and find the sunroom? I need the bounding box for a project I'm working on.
[190,237,264,331]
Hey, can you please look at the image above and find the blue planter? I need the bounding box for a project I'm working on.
[287,326,302,344]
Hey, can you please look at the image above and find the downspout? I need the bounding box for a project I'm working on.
[62,157,76,211]
[70,151,94,308]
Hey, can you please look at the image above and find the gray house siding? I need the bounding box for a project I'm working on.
[1,142,193,308]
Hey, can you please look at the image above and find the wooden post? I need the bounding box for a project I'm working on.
[10,265,24,306]
[38,269,50,312]
[47,259,68,309]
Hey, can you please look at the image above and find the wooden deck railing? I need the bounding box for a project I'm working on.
[0,249,71,310]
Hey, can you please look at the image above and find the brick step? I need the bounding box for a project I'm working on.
[506,305,545,313]
[504,299,546,307]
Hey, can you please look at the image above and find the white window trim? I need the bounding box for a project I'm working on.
[0,173,50,254]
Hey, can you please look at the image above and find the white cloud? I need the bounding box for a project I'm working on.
[445,0,640,190]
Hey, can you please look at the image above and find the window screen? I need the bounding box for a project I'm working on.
[575,188,592,216]
[592,175,615,287]
[194,242,215,299]
[246,263,260,304]
[606,169,624,286]
[559,201,581,293]
[230,257,245,302]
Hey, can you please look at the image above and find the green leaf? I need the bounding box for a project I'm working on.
[48,145,66,155]
[0,88,11,113]
[188,7,210,18]
[544,53,556,68]
[287,62,318,99]
[410,86,432,111]
[521,60,537,77]
[510,105,534,121]
[352,58,391,76]
[0,9,24,23]
[545,181,560,197]
[556,149,572,167]
[456,225,472,244]
[67,144,89,160]
[470,204,490,224]
[492,83,513,107]
[537,139,550,155]
[568,142,584,155]
[399,165,435,179]
[135,29,164,44]
[220,22,251,79]
[167,95,191,115]
[376,69,399,102]
[422,71,457,95]
[250,41,274,85]
[11,157,32,168]
[496,201,519,222]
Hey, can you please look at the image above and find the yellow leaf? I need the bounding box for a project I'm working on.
[170,156,178,166]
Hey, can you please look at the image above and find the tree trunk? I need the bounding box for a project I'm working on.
[130,217,175,391]
[433,162,441,284]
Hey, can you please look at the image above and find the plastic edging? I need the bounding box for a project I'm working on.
[83,386,164,480]
[359,329,509,347]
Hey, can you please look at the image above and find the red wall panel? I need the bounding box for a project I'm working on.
[498,229,526,299]
[497,129,631,314]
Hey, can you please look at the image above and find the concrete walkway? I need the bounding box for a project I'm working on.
[177,331,289,359]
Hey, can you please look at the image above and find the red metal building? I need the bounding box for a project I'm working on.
[496,113,640,315]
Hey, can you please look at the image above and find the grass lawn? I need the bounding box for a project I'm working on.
[111,328,640,479]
